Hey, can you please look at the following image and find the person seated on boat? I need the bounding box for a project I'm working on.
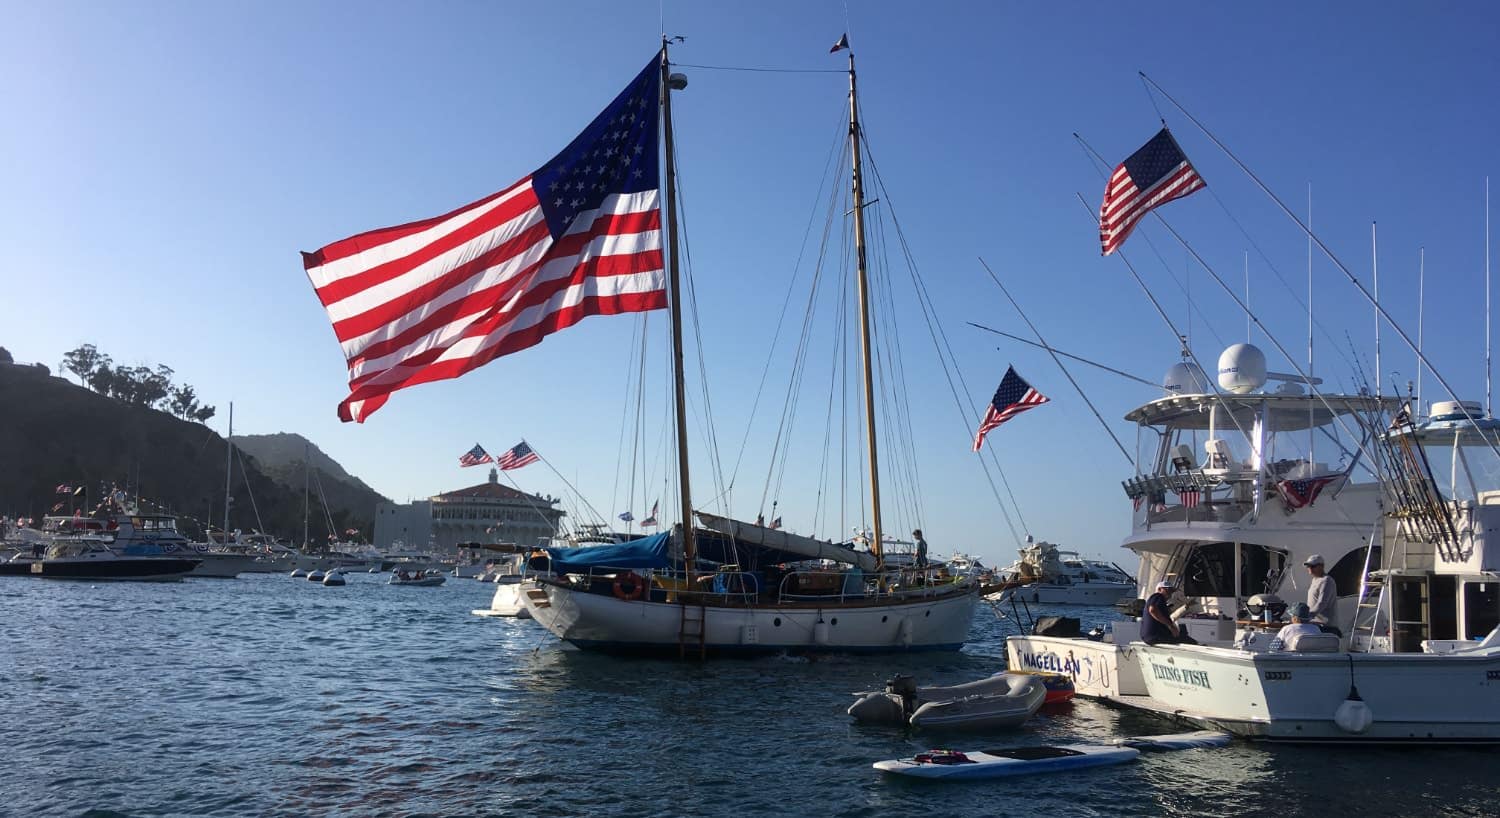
[1140,579,1198,646]
[1303,554,1341,635]
[1270,603,1322,651]
[913,529,928,569]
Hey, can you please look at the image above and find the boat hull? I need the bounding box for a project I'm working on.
[1127,643,1500,743]
[25,557,201,582]
[989,582,1135,606]
[524,580,978,655]
[1006,634,1147,700]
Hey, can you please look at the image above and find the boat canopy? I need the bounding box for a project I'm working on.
[1125,393,1398,431]
[545,532,672,573]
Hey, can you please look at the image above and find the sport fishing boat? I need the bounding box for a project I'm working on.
[520,42,979,655]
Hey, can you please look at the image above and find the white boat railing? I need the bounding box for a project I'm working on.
[549,564,974,605]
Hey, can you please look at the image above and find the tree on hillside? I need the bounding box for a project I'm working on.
[86,360,116,395]
[0,346,12,364]
[169,383,200,419]
[192,404,217,423]
[62,344,104,386]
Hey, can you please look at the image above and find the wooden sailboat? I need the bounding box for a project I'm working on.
[522,39,980,656]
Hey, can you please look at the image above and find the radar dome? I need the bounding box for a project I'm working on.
[1163,361,1210,395]
[1218,343,1268,394]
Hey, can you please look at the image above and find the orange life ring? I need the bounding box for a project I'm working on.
[613,571,645,601]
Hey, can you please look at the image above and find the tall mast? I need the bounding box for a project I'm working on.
[660,41,695,576]
[302,441,310,549]
[222,402,233,541]
[846,48,884,568]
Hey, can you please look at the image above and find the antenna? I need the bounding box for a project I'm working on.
[1372,222,1380,401]
[1308,182,1314,462]
[1244,249,1251,342]
[1418,247,1425,415]
[1488,176,1493,418]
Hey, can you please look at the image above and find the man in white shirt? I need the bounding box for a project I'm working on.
[1272,603,1323,650]
[1304,554,1338,632]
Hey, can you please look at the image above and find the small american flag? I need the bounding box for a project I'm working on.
[496,441,539,471]
[459,444,493,467]
[640,500,659,527]
[973,366,1050,451]
[769,516,782,530]
[1276,476,1339,509]
[1177,488,1201,508]
[1099,128,1206,256]
[55,484,72,494]
[302,55,667,422]
[1133,495,1144,512]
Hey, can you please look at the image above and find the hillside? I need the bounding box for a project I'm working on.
[231,432,390,530]
[0,363,381,542]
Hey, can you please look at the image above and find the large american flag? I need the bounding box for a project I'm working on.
[972,366,1050,451]
[303,55,667,422]
[496,441,539,471]
[458,444,493,467]
[1099,128,1205,256]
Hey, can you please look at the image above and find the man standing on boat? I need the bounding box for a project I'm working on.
[1304,554,1338,632]
[913,529,928,568]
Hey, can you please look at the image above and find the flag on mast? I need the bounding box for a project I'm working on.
[303,55,667,422]
[830,33,849,53]
[459,444,494,467]
[1099,128,1206,256]
[640,500,659,527]
[973,366,1050,451]
[496,441,539,471]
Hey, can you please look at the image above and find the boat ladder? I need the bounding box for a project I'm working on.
[1350,573,1387,651]
[524,586,551,609]
[678,602,706,659]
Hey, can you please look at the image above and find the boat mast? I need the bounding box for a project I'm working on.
[846,47,884,569]
[303,440,310,550]
[222,402,233,542]
[660,40,695,577]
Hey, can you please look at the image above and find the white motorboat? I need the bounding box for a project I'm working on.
[848,672,1046,731]
[471,554,534,618]
[988,538,1135,606]
[1007,347,1500,742]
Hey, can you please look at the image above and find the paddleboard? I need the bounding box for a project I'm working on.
[873,744,1139,780]
[1111,730,1232,750]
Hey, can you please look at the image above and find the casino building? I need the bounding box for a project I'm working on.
[372,468,565,553]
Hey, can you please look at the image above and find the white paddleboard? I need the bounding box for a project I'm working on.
[1111,730,1232,750]
[873,744,1139,780]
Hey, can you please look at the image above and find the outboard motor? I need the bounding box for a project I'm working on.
[847,674,920,725]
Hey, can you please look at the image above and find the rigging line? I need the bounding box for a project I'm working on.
[533,448,610,525]
[675,151,731,510]
[870,211,924,528]
[979,259,1133,465]
[864,130,1026,546]
[231,447,267,533]
[1140,73,1167,127]
[728,109,849,488]
[968,322,1159,387]
[1139,71,1500,466]
[670,62,846,74]
[609,313,645,526]
[813,289,848,533]
[857,123,1026,546]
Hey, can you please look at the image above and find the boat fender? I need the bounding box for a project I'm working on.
[1334,687,1373,734]
[612,571,645,601]
[814,619,831,645]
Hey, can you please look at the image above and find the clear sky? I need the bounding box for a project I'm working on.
[3,2,1497,567]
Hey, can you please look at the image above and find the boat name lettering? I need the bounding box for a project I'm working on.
[1264,671,1292,681]
[1019,652,1081,676]
[1149,662,1213,689]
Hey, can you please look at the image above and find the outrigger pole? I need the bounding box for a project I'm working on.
[845,44,885,570]
[660,39,696,578]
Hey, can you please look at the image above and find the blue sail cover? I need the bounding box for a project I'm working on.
[545,532,672,573]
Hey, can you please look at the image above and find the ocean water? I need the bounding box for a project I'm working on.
[1,573,1495,818]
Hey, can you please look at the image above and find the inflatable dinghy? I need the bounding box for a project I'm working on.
[849,672,1046,731]
[1111,730,1232,750]
[874,744,1139,780]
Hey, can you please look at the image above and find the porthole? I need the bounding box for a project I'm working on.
[925,610,931,617]
[881,615,888,623]
[831,618,838,626]
[773,617,782,627]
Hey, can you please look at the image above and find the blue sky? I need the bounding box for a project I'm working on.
[3,2,1496,566]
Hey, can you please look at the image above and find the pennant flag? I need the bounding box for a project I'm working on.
[769,516,782,530]
[55,484,71,494]
[830,33,849,53]
[1276,476,1340,509]
[619,511,635,522]
[73,486,84,496]
[640,500,659,527]
[496,441,539,470]
[459,444,494,467]
[1099,128,1206,256]
[303,55,667,422]
[973,366,1050,451]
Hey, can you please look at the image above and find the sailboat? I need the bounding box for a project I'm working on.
[517,40,980,656]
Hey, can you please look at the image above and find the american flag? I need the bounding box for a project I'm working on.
[55,484,71,494]
[302,55,667,422]
[769,516,782,530]
[1177,488,1201,508]
[1099,128,1206,256]
[1276,476,1339,509]
[973,366,1050,451]
[459,444,493,467]
[640,500,659,527]
[496,441,539,471]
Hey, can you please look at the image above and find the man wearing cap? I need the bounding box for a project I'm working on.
[1271,602,1322,650]
[1304,554,1338,630]
[1139,578,1188,645]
